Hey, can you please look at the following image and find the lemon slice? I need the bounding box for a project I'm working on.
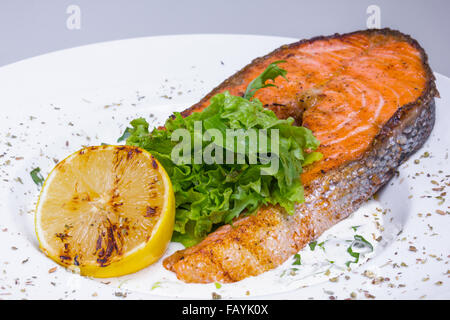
[35,145,175,278]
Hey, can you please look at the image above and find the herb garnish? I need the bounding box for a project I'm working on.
[30,167,44,186]
[309,241,317,251]
[345,235,373,267]
[293,253,302,265]
[151,281,161,290]
[317,241,326,251]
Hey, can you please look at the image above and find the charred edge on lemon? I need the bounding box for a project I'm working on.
[91,147,141,267]
[145,206,158,217]
[96,218,123,267]
[151,155,158,169]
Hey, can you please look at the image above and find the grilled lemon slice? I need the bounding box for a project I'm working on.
[35,145,175,278]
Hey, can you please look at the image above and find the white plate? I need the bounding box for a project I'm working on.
[0,34,448,300]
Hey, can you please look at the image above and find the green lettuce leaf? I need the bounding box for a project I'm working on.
[124,91,320,247]
[244,60,288,100]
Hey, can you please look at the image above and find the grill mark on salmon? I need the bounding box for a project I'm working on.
[163,29,438,283]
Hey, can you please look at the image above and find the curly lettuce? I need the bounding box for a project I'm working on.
[123,63,321,247]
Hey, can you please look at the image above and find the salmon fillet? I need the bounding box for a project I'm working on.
[163,29,438,283]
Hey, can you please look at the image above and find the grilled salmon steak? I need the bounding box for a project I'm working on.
[163,28,438,283]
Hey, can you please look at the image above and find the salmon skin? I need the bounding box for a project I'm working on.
[163,28,438,283]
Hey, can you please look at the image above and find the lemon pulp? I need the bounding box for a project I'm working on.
[35,145,175,278]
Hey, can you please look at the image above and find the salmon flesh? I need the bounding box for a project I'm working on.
[163,29,438,283]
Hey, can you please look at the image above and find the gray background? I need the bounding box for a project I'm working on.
[1,0,449,76]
